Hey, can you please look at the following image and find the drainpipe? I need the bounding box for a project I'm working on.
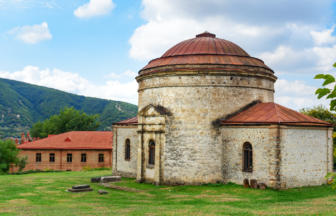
[60,149,62,171]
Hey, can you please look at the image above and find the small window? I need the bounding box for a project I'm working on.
[81,154,86,163]
[36,153,41,162]
[67,154,72,163]
[149,140,155,165]
[50,153,55,162]
[243,142,253,172]
[125,139,131,160]
[99,154,104,163]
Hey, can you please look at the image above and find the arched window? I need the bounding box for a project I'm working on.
[243,142,253,172]
[149,140,155,165]
[125,139,131,160]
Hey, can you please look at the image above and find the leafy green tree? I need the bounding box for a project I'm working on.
[30,107,100,138]
[300,105,336,125]
[18,156,28,172]
[314,62,336,188]
[300,104,336,143]
[0,139,27,174]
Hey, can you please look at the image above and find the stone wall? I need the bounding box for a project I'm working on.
[221,125,333,189]
[112,125,138,178]
[221,126,271,185]
[280,126,333,188]
[136,72,274,185]
[12,149,112,172]
[136,106,166,184]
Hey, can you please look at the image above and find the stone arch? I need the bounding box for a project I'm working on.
[148,140,156,165]
[125,138,131,160]
[242,141,253,172]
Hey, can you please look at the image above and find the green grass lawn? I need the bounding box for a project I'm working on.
[1,171,336,215]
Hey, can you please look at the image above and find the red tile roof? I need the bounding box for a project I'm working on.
[18,131,112,150]
[140,32,272,73]
[221,103,333,126]
[113,117,138,125]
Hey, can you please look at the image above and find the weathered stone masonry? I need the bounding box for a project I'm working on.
[112,32,333,188]
[112,125,138,178]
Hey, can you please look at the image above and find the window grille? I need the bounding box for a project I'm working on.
[99,154,104,163]
[243,142,253,172]
[149,140,155,165]
[67,154,72,163]
[125,139,131,160]
[36,153,41,162]
[81,154,86,163]
[50,153,55,162]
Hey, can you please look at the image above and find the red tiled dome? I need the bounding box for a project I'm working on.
[140,32,272,73]
[162,32,250,58]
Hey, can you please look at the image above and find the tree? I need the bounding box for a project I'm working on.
[30,107,101,139]
[314,62,336,188]
[300,105,336,125]
[300,104,336,143]
[18,156,28,172]
[0,139,27,174]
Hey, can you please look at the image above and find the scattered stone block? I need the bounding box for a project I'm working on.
[91,176,113,183]
[72,184,90,190]
[243,179,249,188]
[101,176,121,183]
[258,183,267,190]
[91,177,102,183]
[98,190,109,194]
[68,188,93,193]
[250,179,258,189]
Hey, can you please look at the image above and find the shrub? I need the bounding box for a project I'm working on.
[82,165,92,171]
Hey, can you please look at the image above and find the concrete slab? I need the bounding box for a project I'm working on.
[72,184,90,189]
[68,188,93,193]
[101,176,121,183]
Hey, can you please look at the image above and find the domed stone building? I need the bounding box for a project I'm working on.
[112,32,334,189]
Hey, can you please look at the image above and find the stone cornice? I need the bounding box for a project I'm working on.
[136,68,277,83]
[138,84,274,92]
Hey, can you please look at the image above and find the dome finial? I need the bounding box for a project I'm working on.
[196,31,216,38]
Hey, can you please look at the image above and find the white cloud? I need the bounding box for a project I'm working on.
[274,79,329,110]
[7,22,52,44]
[74,0,116,18]
[122,70,137,77]
[129,0,335,76]
[104,70,137,79]
[310,25,336,45]
[0,66,138,104]
[104,72,122,79]
[313,45,336,72]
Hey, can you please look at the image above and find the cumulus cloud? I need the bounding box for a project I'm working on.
[0,66,138,104]
[7,22,52,44]
[74,0,116,18]
[104,70,137,79]
[274,79,329,110]
[129,0,335,75]
[310,25,336,45]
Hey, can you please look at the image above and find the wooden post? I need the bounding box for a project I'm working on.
[258,183,267,190]
[243,179,249,188]
[250,179,258,189]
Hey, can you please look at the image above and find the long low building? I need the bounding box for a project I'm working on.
[12,131,112,172]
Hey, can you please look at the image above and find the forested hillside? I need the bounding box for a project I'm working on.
[0,78,138,139]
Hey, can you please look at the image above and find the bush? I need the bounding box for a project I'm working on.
[92,167,111,171]
[82,165,92,171]
[9,169,63,175]
[82,166,111,171]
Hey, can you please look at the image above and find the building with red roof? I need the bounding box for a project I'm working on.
[111,32,334,189]
[12,131,112,172]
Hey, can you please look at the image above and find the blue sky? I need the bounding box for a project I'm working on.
[0,0,336,110]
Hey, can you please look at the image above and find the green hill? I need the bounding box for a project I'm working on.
[0,78,138,139]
